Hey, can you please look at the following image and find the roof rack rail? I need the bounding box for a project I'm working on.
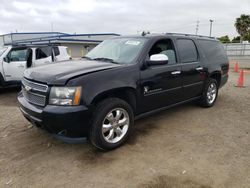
[10,43,60,47]
[165,32,216,39]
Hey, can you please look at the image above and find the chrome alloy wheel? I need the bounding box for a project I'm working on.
[207,83,217,104]
[102,108,129,144]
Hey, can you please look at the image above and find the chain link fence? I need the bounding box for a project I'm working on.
[223,43,250,69]
[224,43,250,57]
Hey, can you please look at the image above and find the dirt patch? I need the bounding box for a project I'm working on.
[127,121,158,145]
[0,86,20,106]
[0,70,250,187]
[76,147,116,164]
[139,175,212,188]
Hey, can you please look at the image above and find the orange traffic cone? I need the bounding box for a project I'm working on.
[233,62,239,72]
[235,70,245,87]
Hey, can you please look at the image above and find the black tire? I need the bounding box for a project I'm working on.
[198,78,218,107]
[89,98,134,150]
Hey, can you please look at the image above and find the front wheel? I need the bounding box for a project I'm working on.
[198,78,218,107]
[89,98,134,150]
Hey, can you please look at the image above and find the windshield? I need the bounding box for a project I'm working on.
[0,47,7,57]
[85,38,147,64]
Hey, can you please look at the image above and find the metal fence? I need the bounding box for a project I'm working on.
[224,43,250,57]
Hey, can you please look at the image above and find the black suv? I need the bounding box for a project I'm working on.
[18,33,229,150]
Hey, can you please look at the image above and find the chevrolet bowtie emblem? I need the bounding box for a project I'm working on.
[25,85,32,91]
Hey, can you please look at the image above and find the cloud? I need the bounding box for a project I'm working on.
[0,0,249,38]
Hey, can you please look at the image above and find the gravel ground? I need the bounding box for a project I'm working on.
[0,70,249,188]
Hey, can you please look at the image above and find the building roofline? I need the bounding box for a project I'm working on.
[0,32,68,37]
[1,32,120,45]
[58,33,120,37]
[55,38,102,43]
[0,32,120,37]
[4,38,103,45]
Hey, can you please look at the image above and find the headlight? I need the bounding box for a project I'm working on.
[49,87,82,106]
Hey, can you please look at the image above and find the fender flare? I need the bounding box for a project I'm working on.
[90,87,138,112]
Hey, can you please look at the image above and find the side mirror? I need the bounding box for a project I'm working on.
[3,57,10,63]
[147,54,168,66]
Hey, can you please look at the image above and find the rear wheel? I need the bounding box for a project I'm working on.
[89,98,134,150]
[198,78,218,107]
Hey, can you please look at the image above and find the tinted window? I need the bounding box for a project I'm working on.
[8,48,27,62]
[36,47,51,60]
[198,40,227,63]
[53,47,60,56]
[177,39,198,63]
[148,39,177,64]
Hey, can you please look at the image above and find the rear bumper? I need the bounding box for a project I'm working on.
[18,93,92,137]
[220,74,228,88]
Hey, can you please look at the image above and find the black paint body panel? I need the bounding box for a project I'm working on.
[18,34,229,137]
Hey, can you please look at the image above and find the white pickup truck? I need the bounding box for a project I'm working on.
[0,45,70,87]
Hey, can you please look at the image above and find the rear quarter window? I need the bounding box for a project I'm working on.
[197,40,227,63]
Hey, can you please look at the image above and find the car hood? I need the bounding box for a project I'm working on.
[24,59,121,85]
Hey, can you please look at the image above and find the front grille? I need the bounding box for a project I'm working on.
[22,78,48,92]
[22,78,48,107]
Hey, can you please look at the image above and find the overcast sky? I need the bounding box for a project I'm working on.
[0,0,249,38]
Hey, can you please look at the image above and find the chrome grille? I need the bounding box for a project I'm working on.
[22,78,48,107]
[22,78,48,92]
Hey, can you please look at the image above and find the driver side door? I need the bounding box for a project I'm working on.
[3,48,28,81]
[139,38,183,113]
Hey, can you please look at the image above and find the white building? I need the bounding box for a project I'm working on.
[0,32,120,58]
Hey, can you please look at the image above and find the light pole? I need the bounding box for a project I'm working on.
[195,20,200,35]
[209,19,214,37]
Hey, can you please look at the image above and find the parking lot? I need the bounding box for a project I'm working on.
[0,68,250,188]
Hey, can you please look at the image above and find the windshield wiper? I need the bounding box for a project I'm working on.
[92,57,119,64]
[82,56,93,60]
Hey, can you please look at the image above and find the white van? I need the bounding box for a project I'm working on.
[0,45,70,87]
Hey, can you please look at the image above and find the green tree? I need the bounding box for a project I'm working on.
[218,35,230,43]
[231,36,241,43]
[243,31,250,42]
[234,14,250,42]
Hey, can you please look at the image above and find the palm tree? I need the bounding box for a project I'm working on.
[235,14,250,43]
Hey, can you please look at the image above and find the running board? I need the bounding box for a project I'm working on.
[135,96,201,120]
[53,134,88,144]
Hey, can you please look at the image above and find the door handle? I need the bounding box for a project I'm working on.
[196,67,203,71]
[171,70,181,75]
[18,65,25,68]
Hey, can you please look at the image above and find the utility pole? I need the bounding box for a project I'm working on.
[209,19,214,37]
[195,20,200,35]
[51,22,54,32]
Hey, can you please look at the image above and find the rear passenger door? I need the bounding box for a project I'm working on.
[176,38,205,100]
